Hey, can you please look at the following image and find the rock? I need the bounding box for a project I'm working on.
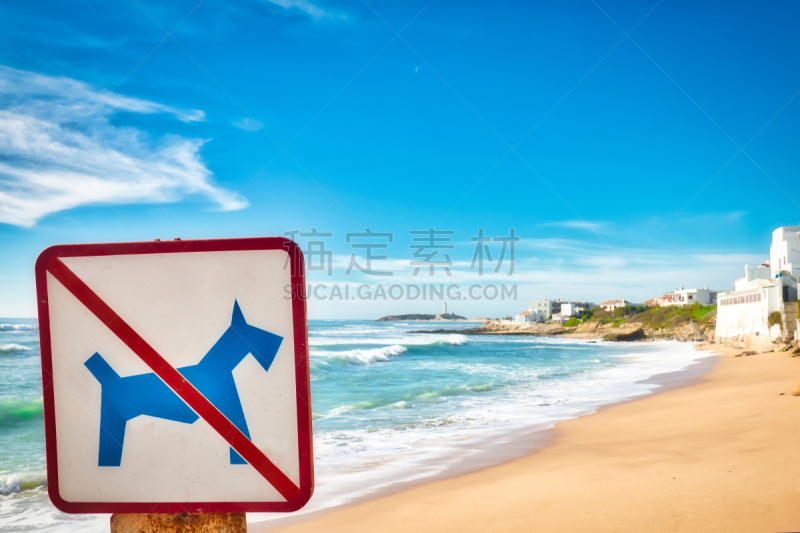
[576,321,602,332]
[674,322,708,342]
[602,327,646,342]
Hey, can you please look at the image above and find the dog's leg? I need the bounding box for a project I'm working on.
[98,399,127,467]
[85,353,128,466]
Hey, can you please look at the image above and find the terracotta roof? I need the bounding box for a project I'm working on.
[517,310,532,316]
[600,299,631,306]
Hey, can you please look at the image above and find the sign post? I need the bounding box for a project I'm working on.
[35,238,313,530]
[110,512,246,532]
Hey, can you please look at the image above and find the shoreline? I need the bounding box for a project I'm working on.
[259,342,800,532]
[253,341,728,532]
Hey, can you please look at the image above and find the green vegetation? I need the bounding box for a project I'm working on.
[612,305,645,318]
[691,305,716,319]
[768,311,782,327]
[584,303,716,331]
[562,317,580,327]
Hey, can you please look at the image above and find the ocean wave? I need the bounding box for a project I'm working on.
[312,335,469,352]
[317,383,496,418]
[0,398,44,422]
[331,345,408,364]
[0,343,30,353]
[0,324,38,332]
[0,472,47,495]
[437,335,468,346]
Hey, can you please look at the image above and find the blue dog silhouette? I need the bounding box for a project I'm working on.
[84,301,283,467]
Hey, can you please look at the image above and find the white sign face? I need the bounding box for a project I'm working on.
[35,239,313,514]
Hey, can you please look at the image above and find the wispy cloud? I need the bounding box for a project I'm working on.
[232,117,263,131]
[0,65,247,228]
[262,0,344,20]
[539,219,608,232]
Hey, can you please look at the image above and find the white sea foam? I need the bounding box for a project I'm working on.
[0,344,29,353]
[311,331,469,349]
[0,324,37,332]
[332,345,408,364]
[0,472,46,495]
[438,334,468,346]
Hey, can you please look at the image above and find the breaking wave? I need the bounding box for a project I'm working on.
[0,324,37,332]
[437,335,468,346]
[0,344,29,354]
[0,472,47,495]
[332,345,408,364]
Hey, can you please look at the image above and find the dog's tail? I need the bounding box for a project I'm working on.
[84,353,127,467]
[85,352,121,385]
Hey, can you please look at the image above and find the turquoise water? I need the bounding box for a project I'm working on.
[0,320,45,489]
[0,319,706,530]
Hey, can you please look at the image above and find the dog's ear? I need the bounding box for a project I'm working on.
[232,299,247,328]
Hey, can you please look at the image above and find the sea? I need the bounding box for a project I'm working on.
[0,319,711,531]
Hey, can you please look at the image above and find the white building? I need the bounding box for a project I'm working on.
[515,309,545,323]
[528,299,561,317]
[560,302,580,316]
[770,225,800,279]
[652,287,719,307]
[600,299,632,312]
[715,225,800,351]
[528,299,595,318]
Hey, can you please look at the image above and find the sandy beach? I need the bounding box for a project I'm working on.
[260,343,800,533]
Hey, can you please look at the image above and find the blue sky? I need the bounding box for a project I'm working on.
[0,0,799,318]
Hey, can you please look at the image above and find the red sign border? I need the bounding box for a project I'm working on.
[35,237,313,514]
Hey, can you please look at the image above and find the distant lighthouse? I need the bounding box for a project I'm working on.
[444,302,448,315]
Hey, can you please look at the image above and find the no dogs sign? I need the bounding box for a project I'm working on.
[35,238,313,513]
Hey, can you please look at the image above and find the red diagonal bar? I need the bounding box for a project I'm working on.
[46,257,300,502]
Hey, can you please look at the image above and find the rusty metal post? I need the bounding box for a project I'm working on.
[110,513,246,533]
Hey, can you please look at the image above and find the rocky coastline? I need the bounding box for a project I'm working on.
[415,314,713,343]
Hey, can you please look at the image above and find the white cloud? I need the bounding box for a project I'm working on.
[262,0,343,20]
[232,117,263,131]
[539,219,608,232]
[0,65,247,228]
